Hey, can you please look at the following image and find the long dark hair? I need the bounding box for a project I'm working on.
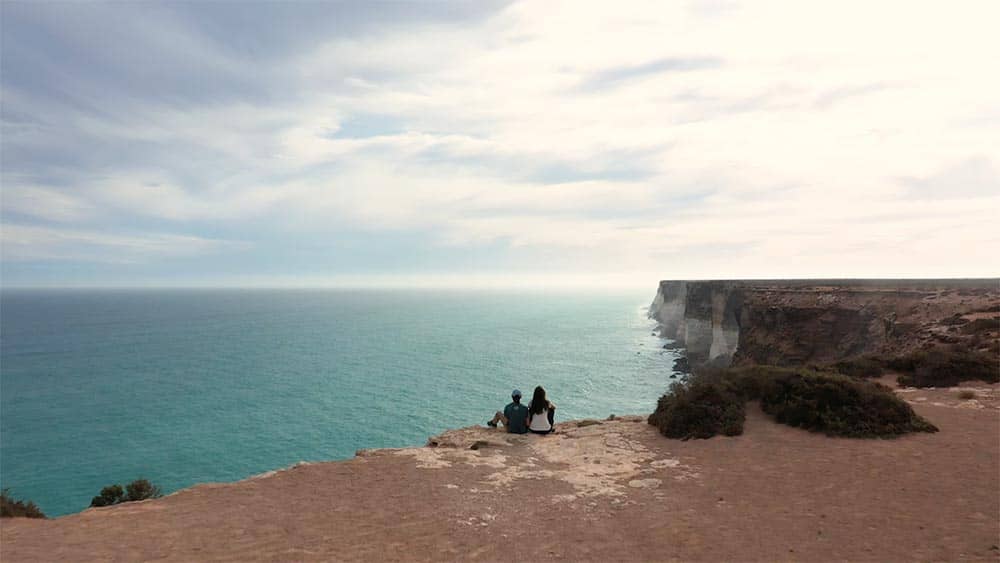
[530,386,548,415]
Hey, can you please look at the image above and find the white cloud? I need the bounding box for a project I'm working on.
[3,0,999,282]
[1,224,241,263]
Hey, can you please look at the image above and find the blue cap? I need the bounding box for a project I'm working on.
[511,389,522,398]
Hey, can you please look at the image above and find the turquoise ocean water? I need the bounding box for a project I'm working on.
[0,289,679,517]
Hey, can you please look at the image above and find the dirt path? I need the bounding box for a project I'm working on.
[3,393,998,562]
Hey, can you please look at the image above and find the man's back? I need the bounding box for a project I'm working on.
[504,401,529,434]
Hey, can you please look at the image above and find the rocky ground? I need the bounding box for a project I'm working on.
[3,383,998,562]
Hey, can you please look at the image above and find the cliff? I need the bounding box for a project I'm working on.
[650,279,1000,368]
[3,391,998,561]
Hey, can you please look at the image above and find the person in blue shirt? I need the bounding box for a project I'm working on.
[486,389,529,434]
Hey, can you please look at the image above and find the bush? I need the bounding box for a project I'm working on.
[647,375,745,440]
[755,369,938,438]
[90,484,124,507]
[958,390,977,400]
[1,489,46,518]
[125,479,161,502]
[90,479,161,508]
[649,366,938,439]
[828,356,884,378]
[940,314,970,326]
[890,347,998,387]
[960,317,1000,334]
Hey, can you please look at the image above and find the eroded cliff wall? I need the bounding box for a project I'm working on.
[650,279,1000,369]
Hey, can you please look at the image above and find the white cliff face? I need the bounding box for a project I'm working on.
[708,325,739,363]
[649,281,741,367]
[649,281,687,339]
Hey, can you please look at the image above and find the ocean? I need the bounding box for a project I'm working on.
[0,288,680,517]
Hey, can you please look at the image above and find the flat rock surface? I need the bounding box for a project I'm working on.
[3,395,998,562]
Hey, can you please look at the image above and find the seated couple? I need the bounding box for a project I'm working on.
[487,386,555,434]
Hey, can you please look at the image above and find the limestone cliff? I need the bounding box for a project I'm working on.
[650,279,1000,368]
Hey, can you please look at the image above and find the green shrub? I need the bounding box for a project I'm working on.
[828,356,885,378]
[755,369,938,438]
[125,479,161,502]
[1,489,46,518]
[90,479,161,508]
[647,376,745,440]
[649,366,938,439]
[890,347,998,387]
[90,484,124,507]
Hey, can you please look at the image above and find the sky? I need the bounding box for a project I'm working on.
[1,0,998,289]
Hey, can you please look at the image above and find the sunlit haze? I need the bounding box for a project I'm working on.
[2,1,998,288]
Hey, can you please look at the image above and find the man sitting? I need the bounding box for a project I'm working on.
[486,389,529,434]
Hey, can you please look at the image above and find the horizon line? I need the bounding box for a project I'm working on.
[3,274,999,292]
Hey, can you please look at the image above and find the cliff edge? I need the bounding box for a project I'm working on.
[650,279,1000,369]
[3,389,998,561]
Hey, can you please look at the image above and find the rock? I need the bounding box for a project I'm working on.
[469,440,490,450]
[627,478,661,489]
[576,420,602,427]
[673,356,691,374]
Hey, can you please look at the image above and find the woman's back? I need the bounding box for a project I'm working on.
[528,402,552,431]
[527,385,555,433]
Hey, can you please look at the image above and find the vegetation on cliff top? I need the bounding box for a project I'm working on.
[90,479,162,508]
[1,489,46,518]
[823,345,998,388]
[649,366,938,440]
[647,373,744,439]
[888,347,999,388]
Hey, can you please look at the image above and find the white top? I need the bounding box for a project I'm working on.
[529,406,551,432]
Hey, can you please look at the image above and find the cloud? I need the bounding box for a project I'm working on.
[901,157,1000,200]
[2,0,999,285]
[1,224,241,263]
[1,186,98,222]
[577,57,724,91]
[813,82,899,109]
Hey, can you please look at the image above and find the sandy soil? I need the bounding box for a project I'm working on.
[3,391,998,562]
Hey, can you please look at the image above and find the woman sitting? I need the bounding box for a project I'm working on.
[527,386,556,434]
